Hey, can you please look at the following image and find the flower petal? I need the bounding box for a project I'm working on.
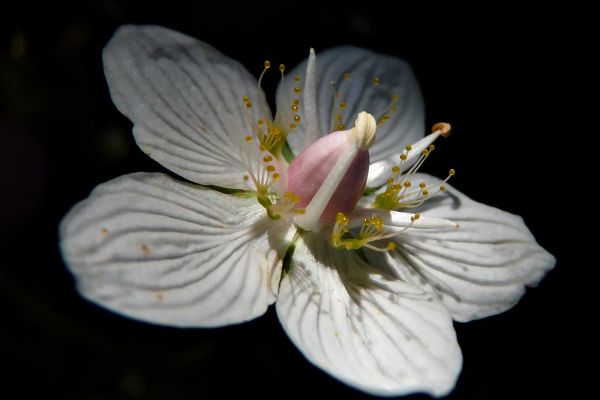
[60,173,294,327]
[365,173,556,322]
[276,232,461,397]
[103,25,270,189]
[278,46,424,168]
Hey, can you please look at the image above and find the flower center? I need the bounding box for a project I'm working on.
[290,112,376,231]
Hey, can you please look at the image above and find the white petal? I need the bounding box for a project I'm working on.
[278,46,424,165]
[103,25,270,189]
[60,173,294,327]
[276,232,462,397]
[365,173,556,322]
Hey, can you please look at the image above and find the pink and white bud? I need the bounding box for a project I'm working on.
[288,112,376,230]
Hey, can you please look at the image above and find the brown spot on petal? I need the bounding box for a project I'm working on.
[155,292,163,301]
[100,228,108,236]
[140,244,150,255]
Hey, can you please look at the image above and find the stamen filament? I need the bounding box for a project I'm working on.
[373,123,454,211]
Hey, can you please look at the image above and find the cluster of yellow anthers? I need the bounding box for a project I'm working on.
[374,123,455,211]
[272,192,306,217]
[332,212,401,252]
[329,73,400,132]
[242,61,302,156]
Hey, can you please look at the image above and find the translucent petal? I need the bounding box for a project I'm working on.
[104,25,270,189]
[60,173,294,327]
[365,173,556,322]
[278,46,424,166]
[277,232,461,397]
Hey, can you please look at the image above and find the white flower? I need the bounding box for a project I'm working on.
[60,25,555,397]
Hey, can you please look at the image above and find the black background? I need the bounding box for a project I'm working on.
[1,1,592,399]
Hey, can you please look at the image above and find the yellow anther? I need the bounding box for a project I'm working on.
[257,119,264,125]
[266,165,276,172]
[449,168,456,176]
[243,175,249,181]
[294,75,301,82]
[244,135,253,142]
[429,144,435,151]
[294,209,305,214]
[291,104,299,112]
[264,60,271,69]
[383,113,390,120]
[272,173,280,180]
[432,122,452,137]
[405,144,412,151]
[391,94,399,101]
[391,106,397,112]
[419,182,426,189]
[440,185,446,191]
[422,189,429,197]
[259,144,266,152]
[294,87,302,93]
[400,153,407,161]
[404,181,412,188]
[289,122,297,129]
[340,102,347,109]
[372,77,380,86]
[411,213,421,222]
[392,165,401,174]
[336,212,349,225]
[263,155,273,162]
[271,127,280,135]
[422,149,430,156]
[293,99,300,105]
[279,64,285,72]
[337,124,345,130]
[294,115,301,122]
[343,72,350,80]
[245,101,253,108]
[387,242,397,251]
[243,96,250,102]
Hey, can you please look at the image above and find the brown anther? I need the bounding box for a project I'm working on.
[432,122,452,137]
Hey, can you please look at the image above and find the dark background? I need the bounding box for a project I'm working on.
[1,1,591,399]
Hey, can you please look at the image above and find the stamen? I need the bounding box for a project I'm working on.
[328,72,353,132]
[377,95,400,125]
[240,139,284,218]
[331,210,430,252]
[270,191,305,218]
[258,60,270,89]
[373,122,455,210]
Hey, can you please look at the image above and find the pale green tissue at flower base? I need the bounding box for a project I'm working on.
[60,25,555,397]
